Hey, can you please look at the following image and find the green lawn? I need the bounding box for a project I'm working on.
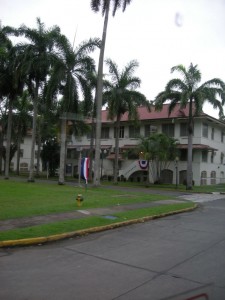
[0,179,173,220]
[0,178,196,243]
[102,180,225,193]
[0,203,194,241]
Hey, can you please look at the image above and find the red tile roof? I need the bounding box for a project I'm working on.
[99,103,202,123]
[177,144,217,151]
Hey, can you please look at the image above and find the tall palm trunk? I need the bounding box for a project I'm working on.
[16,132,22,175]
[28,82,39,182]
[88,113,95,182]
[113,116,120,184]
[36,125,42,177]
[94,2,109,187]
[0,127,3,175]
[58,117,67,185]
[4,97,13,179]
[186,99,193,190]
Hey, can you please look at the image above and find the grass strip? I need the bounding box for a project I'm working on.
[0,180,171,220]
[0,203,195,242]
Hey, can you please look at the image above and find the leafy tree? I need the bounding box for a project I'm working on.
[47,34,100,184]
[155,63,225,189]
[17,18,61,182]
[2,144,17,172]
[0,26,24,179]
[90,0,133,187]
[138,133,179,185]
[41,137,60,177]
[104,58,150,184]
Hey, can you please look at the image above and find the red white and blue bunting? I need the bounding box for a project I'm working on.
[81,157,89,184]
[138,160,148,169]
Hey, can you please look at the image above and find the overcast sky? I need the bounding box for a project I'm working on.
[1,0,225,118]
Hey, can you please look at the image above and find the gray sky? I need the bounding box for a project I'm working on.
[1,0,225,118]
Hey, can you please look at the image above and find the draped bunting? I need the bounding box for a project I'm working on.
[138,160,148,169]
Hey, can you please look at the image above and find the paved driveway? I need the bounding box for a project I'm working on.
[1,195,225,299]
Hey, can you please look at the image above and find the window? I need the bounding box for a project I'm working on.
[202,151,208,162]
[180,123,188,136]
[211,171,216,184]
[201,171,207,185]
[20,149,24,158]
[67,149,76,159]
[127,150,139,159]
[179,149,187,161]
[180,122,194,136]
[162,124,174,137]
[101,127,110,139]
[86,127,95,139]
[144,124,157,137]
[211,128,214,140]
[221,130,225,142]
[221,152,224,164]
[129,126,140,138]
[202,123,208,138]
[114,126,124,138]
[211,151,214,163]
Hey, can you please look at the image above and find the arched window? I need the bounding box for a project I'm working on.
[201,171,207,185]
[210,171,216,185]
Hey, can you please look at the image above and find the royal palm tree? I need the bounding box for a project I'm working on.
[155,63,225,190]
[104,58,150,184]
[90,0,133,187]
[47,34,100,184]
[18,18,61,182]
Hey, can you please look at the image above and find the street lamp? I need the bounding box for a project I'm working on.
[174,156,179,189]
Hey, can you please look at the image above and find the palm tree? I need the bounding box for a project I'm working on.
[104,58,150,184]
[90,0,133,187]
[18,18,61,182]
[155,63,225,190]
[13,90,33,175]
[47,34,100,184]
[0,26,24,179]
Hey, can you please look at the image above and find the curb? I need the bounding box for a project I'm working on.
[0,204,198,248]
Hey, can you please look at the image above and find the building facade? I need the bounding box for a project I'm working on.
[5,104,225,186]
[67,104,225,186]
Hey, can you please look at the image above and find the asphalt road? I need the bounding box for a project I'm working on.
[1,194,225,299]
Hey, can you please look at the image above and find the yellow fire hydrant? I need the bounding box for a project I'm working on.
[76,194,84,207]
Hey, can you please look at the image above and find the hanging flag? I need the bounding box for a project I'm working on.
[81,157,89,183]
[138,160,148,169]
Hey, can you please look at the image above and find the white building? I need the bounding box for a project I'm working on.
[3,130,42,174]
[67,104,225,186]
[6,103,225,186]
